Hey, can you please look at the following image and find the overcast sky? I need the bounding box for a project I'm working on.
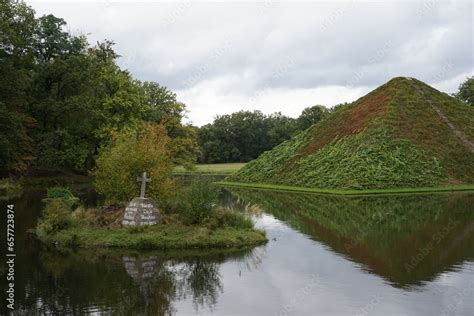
[28,0,473,126]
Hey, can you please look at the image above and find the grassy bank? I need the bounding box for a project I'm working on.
[173,163,246,175]
[39,224,267,250]
[218,181,474,196]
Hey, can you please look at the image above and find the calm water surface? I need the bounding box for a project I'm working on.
[1,185,473,315]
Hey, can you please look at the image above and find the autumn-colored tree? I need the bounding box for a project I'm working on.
[92,122,175,204]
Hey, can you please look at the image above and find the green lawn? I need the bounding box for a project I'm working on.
[173,163,246,175]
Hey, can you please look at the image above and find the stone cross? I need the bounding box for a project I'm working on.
[137,172,151,198]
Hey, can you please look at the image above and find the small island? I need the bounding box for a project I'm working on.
[36,183,266,250]
[35,123,266,250]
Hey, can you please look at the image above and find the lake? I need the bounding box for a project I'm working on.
[1,186,473,315]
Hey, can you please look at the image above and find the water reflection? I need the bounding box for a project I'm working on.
[9,247,260,315]
[2,187,474,315]
[226,188,474,288]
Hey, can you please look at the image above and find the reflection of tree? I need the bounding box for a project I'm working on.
[235,247,264,273]
[173,260,223,311]
[17,246,260,315]
[228,188,474,288]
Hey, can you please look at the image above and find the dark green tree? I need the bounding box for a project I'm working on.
[0,0,36,174]
[296,105,330,131]
[197,110,298,163]
[139,81,199,167]
[265,112,298,148]
[454,76,473,106]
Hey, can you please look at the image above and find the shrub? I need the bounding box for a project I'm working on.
[92,122,176,204]
[38,187,81,236]
[176,179,219,224]
[43,186,79,209]
[47,186,74,199]
[0,178,22,200]
[37,199,73,236]
[46,186,79,209]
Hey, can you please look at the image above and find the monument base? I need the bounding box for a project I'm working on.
[121,197,161,226]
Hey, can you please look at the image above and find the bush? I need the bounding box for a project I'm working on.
[0,178,22,200]
[176,179,219,224]
[47,186,75,199]
[37,199,73,236]
[43,186,79,209]
[37,187,81,236]
[92,122,176,204]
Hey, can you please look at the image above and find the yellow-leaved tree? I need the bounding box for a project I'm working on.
[92,122,175,204]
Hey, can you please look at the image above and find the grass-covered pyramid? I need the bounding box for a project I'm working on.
[228,77,474,189]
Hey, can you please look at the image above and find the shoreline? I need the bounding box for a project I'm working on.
[38,224,267,250]
[218,181,474,196]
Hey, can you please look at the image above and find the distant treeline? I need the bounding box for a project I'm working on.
[196,106,343,163]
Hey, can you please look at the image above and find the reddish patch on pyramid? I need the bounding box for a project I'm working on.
[301,86,394,156]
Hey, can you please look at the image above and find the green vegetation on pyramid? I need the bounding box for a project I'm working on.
[228,77,474,189]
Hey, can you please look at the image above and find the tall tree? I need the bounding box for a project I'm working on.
[139,81,199,167]
[296,105,330,131]
[265,112,297,148]
[0,0,36,174]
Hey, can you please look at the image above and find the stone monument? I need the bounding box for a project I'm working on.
[121,172,161,226]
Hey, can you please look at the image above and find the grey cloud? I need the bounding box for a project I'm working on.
[28,0,473,125]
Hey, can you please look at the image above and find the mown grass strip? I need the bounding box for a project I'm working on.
[218,181,474,196]
[173,163,246,175]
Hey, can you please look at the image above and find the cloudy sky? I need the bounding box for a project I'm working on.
[28,0,473,126]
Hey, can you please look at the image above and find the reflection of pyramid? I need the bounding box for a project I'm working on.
[229,188,474,288]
